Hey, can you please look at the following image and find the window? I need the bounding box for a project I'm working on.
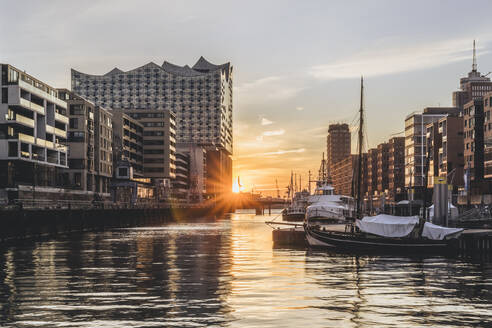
[69,118,78,129]
[1,88,7,104]
[8,142,17,157]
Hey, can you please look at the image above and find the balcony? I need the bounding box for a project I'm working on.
[55,112,69,124]
[7,113,35,128]
[19,98,44,115]
[18,133,35,144]
[45,125,55,134]
[54,128,67,138]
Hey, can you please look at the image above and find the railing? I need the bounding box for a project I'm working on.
[8,113,35,127]
[2,199,214,211]
[54,127,66,137]
[54,112,69,124]
[19,97,44,114]
[18,133,35,144]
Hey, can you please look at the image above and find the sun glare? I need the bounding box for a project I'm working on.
[232,181,240,193]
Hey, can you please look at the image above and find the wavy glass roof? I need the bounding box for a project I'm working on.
[72,57,231,80]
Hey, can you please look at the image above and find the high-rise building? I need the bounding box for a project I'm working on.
[71,57,233,195]
[326,123,351,178]
[58,89,115,195]
[463,99,484,182]
[452,41,492,113]
[0,64,68,194]
[404,107,459,188]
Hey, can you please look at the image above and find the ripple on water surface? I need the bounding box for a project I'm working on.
[0,214,491,328]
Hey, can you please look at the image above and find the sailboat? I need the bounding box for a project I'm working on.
[304,77,463,252]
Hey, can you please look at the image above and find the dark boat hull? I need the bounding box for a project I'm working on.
[304,224,452,252]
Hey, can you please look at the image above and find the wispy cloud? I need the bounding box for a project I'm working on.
[309,37,488,80]
[261,117,273,125]
[236,148,305,159]
[263,129,285,136]
[235,75,307,103]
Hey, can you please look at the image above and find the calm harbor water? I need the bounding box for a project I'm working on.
[0,212,491,328]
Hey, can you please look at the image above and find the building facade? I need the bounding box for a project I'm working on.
[326,123,351,178]
[58,89,115,195]
[124,109,176,181]
[387,137,405,200]
[483,92,492,180]
[71,57,233,195]
[376,142,390,193]
[404,107,459,188]
[331,154,356,196]
[426,116,464,189]
[463,99,484,183]
[111,109,144,178]
[366,148,379,196]
[0,64,68,194]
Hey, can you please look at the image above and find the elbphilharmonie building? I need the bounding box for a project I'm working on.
[71,57,233,194]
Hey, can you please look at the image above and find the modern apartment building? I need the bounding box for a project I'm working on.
[387,137,405,200]
[0,64,68,193]
[483,92,492,180]
[404,107,459,188]
[71,57,233,194]
[463,99,484,183]
[172,152,189,200]
[426,116,464,188]
[331,154,356,196]
[452,42,492,113]
[57,89,113,195]
[366,148,378,196]
[94,105,113,193]
[376,142,390,192]
[124,109,176,181]
[111,109,144,178]
[327,123,351,178]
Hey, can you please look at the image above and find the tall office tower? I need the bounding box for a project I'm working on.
[58,89,115,195]
[404,107,459,189]
[387,137,405,201]
[71,57,233,194]
[0,64,68,196]
[463,99,484,183]
[452,41,492,113]
[326,123,351,178]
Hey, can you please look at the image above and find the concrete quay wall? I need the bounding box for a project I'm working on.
[0,206,222,241]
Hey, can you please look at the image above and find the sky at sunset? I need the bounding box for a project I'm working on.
[3,0,492,196]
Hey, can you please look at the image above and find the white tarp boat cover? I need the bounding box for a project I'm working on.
[356,214,419,238]
[422,222,463,240]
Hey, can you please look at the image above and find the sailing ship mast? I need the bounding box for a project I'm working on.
[356,76,364,218]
